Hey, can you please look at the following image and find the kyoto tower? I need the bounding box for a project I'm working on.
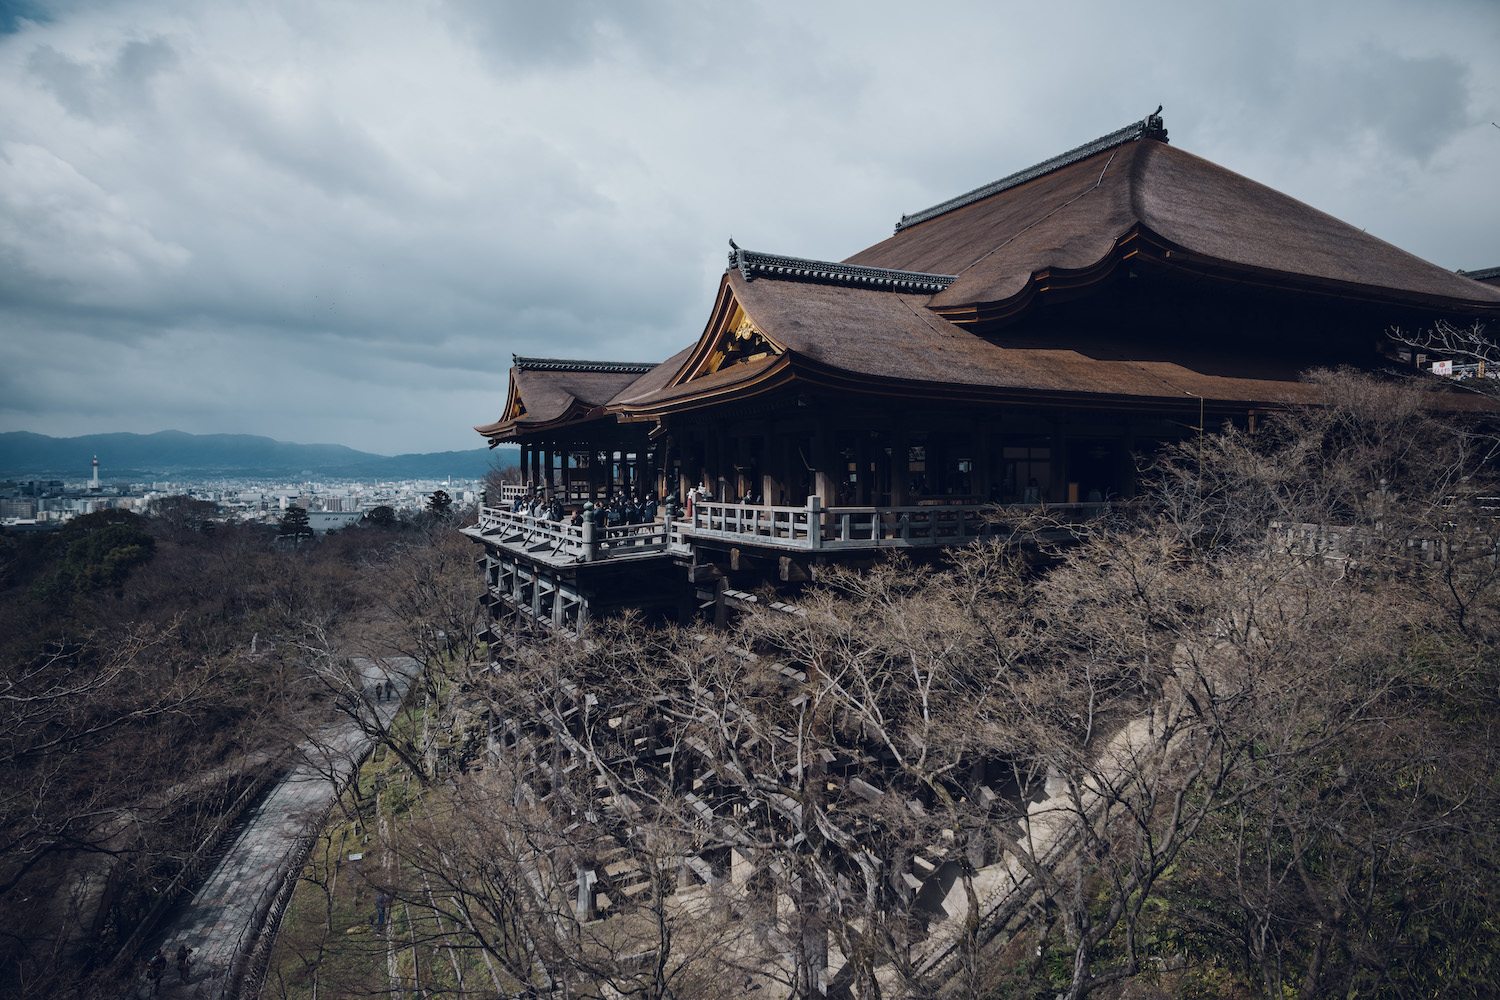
[90,455,100,491]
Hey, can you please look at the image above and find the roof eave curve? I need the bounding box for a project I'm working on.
[931,223,1500,326]
[931,226,1145,325]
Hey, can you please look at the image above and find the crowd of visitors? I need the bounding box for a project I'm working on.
[507,490,669,529]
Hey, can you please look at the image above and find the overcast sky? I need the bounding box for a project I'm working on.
[1,0,1497,455]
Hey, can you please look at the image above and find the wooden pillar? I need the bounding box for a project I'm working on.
[855,434,871,505]
[892,427,910,506]
[977,425,993,503]
[658,436,671,499]
[760,427,780,506]
[576,868,598,922]
[1052,417,1069,504]
[812,420,834,509]
[708,426,726,500]
[785,432,802,505]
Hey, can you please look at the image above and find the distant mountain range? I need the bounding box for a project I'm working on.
[0,431,521,481]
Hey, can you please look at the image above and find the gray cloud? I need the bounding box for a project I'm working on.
[1327,47,1471,163]
[27,34,177,119]
[0,0,1496,454]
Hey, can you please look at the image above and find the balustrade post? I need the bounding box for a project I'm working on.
[581,519,597,563]
[806,495,823,549]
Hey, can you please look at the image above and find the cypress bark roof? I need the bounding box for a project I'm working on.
[848,131,1500,316]
[475,359,664,441]
[608,270,1323,416]
[478,114,1500,440]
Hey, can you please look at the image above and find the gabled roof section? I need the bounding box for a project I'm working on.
[729,242,956,293]
[1461,266,1500,286]
[893,109,1168,234]
[474,355,662,444]
[606,269,1345,417]
[636,275,793,395]
[848,116,1500,320]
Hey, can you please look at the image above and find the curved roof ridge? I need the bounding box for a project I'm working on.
[893,110,1168,234]
[728,243,956,293]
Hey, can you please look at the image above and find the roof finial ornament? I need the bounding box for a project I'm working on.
[729,237,753,279]
[1144,106,1167,142]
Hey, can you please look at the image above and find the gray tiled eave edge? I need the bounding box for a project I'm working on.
[513,356,658,374]
[728,246,957,293]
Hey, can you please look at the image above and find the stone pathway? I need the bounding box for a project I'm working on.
[908,711,1166,984]
[134,657,417,1000]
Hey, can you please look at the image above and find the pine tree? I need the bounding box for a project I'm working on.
[364,504,397,527]
[279,504,313,538]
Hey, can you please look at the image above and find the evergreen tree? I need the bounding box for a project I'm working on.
[364,504,397,528]
[426,490,453,520]
[278,504,313,539]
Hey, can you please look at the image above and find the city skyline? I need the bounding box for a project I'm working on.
[2,0,1497,454]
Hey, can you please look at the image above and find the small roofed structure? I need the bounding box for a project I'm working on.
[1461,266,1500,288]
[470,111,1500,630]
[476,356,662,498]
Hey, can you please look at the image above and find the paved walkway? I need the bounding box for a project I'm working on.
[135,657,417,1000]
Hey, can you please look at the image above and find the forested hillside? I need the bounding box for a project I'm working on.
[0,506,480,1000]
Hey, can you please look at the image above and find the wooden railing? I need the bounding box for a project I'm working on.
[479,499,1118,562]
[676,497,1116,552]
[675,500,821,548]
[474,506,669,563]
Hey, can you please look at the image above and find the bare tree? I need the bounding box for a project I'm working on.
[368,530,486,678]
[373,370,1500,1000]
[1388,319,1500,395]
[376,713,751,1000]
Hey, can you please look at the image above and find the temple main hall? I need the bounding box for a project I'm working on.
[468,111,1500,630]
